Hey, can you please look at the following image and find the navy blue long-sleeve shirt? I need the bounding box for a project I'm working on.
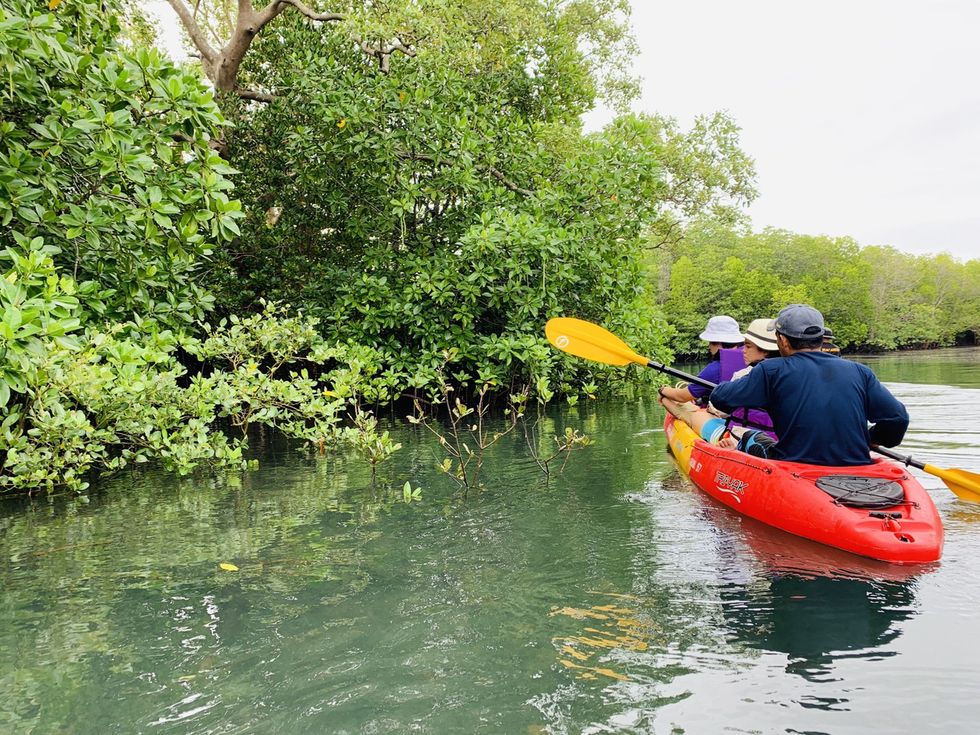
[709,351,909,466]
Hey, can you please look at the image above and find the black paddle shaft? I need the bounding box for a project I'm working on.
[647,360,717,390]
[649,359,779,433]
[561,322,760,422]
[869,445,926,471]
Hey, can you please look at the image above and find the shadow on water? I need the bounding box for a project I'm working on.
[719,574,918,683]
[687,483,927,686]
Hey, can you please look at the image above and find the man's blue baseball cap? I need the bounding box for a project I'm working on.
[768,304,825,340]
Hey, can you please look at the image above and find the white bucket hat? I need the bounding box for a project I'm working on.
[699,315,745,343]
[743,318,778,351]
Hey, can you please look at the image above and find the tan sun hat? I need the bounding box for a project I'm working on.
[744,318,778,351]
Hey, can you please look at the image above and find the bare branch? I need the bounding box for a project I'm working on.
[488,167,533,197]
[174,0,410,97]
[274,0,343,22]
[253,0,341,40]
[361,37,416,73]
[646,217,682,250]
[165,0,218,62]
[253,1,287,31]
[384,39,416,57]
[236,87,276,103]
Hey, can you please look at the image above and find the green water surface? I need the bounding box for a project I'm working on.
[2,348,979,734]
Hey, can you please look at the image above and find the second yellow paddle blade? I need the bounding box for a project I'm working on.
[924,464,980,503]
[545,317,648,367]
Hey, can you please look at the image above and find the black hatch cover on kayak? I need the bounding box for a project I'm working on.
[815,475,905,508]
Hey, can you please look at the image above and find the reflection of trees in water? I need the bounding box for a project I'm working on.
[853,347,980,390]
[0,401,676,734]
[0,455,384,733]
[720,575,918,683]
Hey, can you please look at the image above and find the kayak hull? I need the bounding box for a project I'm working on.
[664,414,944,564]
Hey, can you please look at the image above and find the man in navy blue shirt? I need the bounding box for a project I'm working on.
[709,304,909,466]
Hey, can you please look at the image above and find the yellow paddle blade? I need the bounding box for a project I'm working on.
[545,317,649,367]
[923,464,980,504]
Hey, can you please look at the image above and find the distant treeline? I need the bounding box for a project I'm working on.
[652,223,980,355]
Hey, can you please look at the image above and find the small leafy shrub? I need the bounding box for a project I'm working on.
[409,363,524,492]
[0,280,395,493]
[521,383,594,481]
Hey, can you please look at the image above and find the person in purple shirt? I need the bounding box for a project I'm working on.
[709,304,909,466]
[658,315,744,405]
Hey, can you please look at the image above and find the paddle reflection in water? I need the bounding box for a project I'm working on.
[549,592,659,683]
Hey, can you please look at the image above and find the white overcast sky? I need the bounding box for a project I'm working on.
[149,0,979,261]
[584,0,980,261]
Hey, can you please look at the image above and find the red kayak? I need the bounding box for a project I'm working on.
[664,414,944,564]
